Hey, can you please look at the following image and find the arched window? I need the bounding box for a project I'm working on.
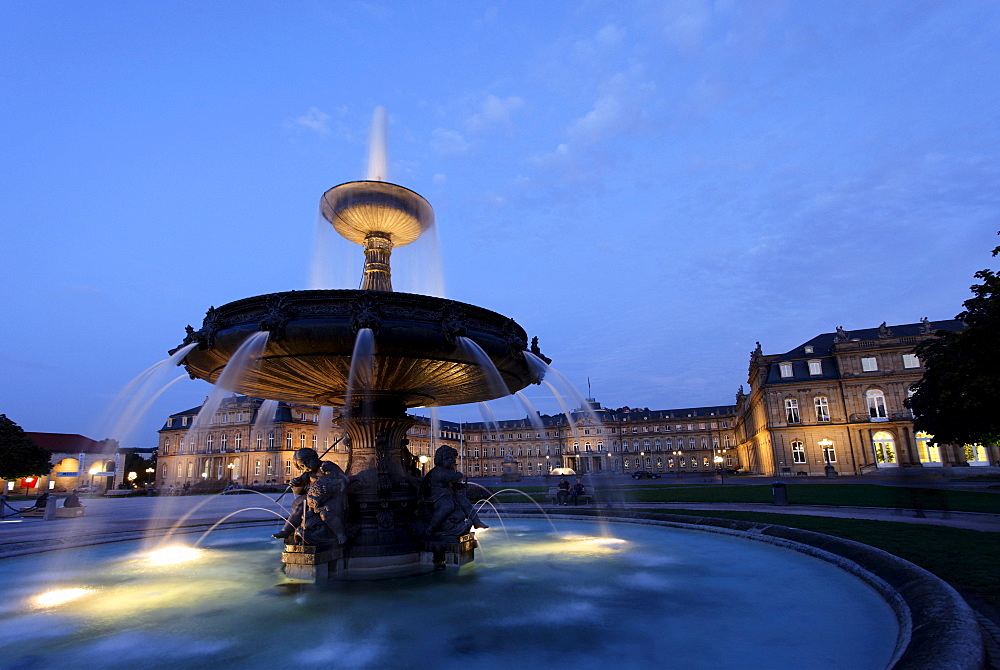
[867,390,888,420]
[872,431,897,466]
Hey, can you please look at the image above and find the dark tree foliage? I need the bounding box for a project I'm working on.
[906,236,1000,446]
[0,414,53,480]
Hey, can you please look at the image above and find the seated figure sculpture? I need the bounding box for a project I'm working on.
[419,445,488,538]
[273,448,350,545]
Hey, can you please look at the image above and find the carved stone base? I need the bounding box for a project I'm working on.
[281,533,480,582]
[282,542,345,581]
[425,533,478,571]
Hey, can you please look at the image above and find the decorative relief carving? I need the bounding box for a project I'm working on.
[259,294,295,341]
[350,294,383,334]
[439,302,468,346]
[502,318,527,357]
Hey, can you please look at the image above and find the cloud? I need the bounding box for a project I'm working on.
[430,128,469,155]
[466,94,524,133]
[289,107,332,135]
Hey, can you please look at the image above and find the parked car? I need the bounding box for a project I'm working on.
[631,471,662,479]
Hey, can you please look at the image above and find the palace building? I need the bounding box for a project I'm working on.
[154,318,998,488]
[734,319,997,475]
[154,397,739,489]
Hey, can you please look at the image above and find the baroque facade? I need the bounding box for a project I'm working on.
[734,319,998,476]
[155,397,739,489]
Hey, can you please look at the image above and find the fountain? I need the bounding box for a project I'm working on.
[171,113,550,580]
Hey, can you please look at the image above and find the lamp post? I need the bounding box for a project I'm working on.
[418,454,429,476]
[227,462,235,481]
[714,455,724,484]
[672,450,682,478]
[145,467,155,488]
[545,454,550,476]
[818,439,838,478]
[640,451,645,474]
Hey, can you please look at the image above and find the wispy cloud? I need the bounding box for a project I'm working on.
[430,128,469,155]
[289,107,332,135]
[466,94,524,133]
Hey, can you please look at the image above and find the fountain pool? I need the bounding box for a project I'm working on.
[0,518,898,669]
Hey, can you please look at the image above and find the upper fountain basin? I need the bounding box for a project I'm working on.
[320,180,434,247]
[178,289,539,408]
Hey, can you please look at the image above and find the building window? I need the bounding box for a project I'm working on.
[779,362,793,378]
[724,434,731,447]
[872,431,897,465]
[785,399,801,424]
[861,357,878,372]
[268,433,275,449]
[286,433,293,449]
[235,433,242,450]
[266,459,273,476]
[254,460,261,476]
[804,346,814,354]
[822,442,837,464]
[300,434,307,449]
[808,359,822,376]
[814,397,830,423]
[792,441,806,464]
[902,354,920,368]
[285,461,292,475]
[866,390,888,419]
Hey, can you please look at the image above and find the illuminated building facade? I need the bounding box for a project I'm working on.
[734,319,998,475]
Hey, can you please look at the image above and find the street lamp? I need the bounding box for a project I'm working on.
[818,439,838,478]
[418,454,429,476]
[145,467,155,487]
[640,451,645,473]
[672,450,683,478]
[714,455,724,484]
[227,462,235,481]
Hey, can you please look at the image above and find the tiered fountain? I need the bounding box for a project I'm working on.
[173,116,548,580]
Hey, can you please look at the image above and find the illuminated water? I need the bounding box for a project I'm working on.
[0,519,897,669]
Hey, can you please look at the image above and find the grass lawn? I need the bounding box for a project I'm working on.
[483,483,1000,513]
[626,508,1000,611]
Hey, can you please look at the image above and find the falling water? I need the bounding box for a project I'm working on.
[542,379,580,438]
[429,407,440,455]
[252,399,279,443]
[317,406,336,454]
[514,390,547,435]
[367,106,388,181]
[344,328,375,420]
[96,342,199,446]
[187,332,270,447]
[456,336,508,399]
[524,351,605,427]
[477,402,501,441]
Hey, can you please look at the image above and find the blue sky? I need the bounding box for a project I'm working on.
[2,1,998,445]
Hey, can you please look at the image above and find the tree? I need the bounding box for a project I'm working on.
[0,414,53,480]
[906,235,1000,447]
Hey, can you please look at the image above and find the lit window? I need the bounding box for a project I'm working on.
[808,359,822,376]
[254,461,261,476]
[785,399,801,424]
[804,346,814,354]
[902,354,920,368]
[866,390,888,419]
[814,397,830,423]
[792,441,806,464]
[861,357,878,372]
[779,362,793,378]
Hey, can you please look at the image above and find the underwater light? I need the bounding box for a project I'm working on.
[144,546,204,566]
[33,587,94,608]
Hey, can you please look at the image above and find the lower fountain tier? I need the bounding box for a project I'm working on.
[177,289,540,408]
